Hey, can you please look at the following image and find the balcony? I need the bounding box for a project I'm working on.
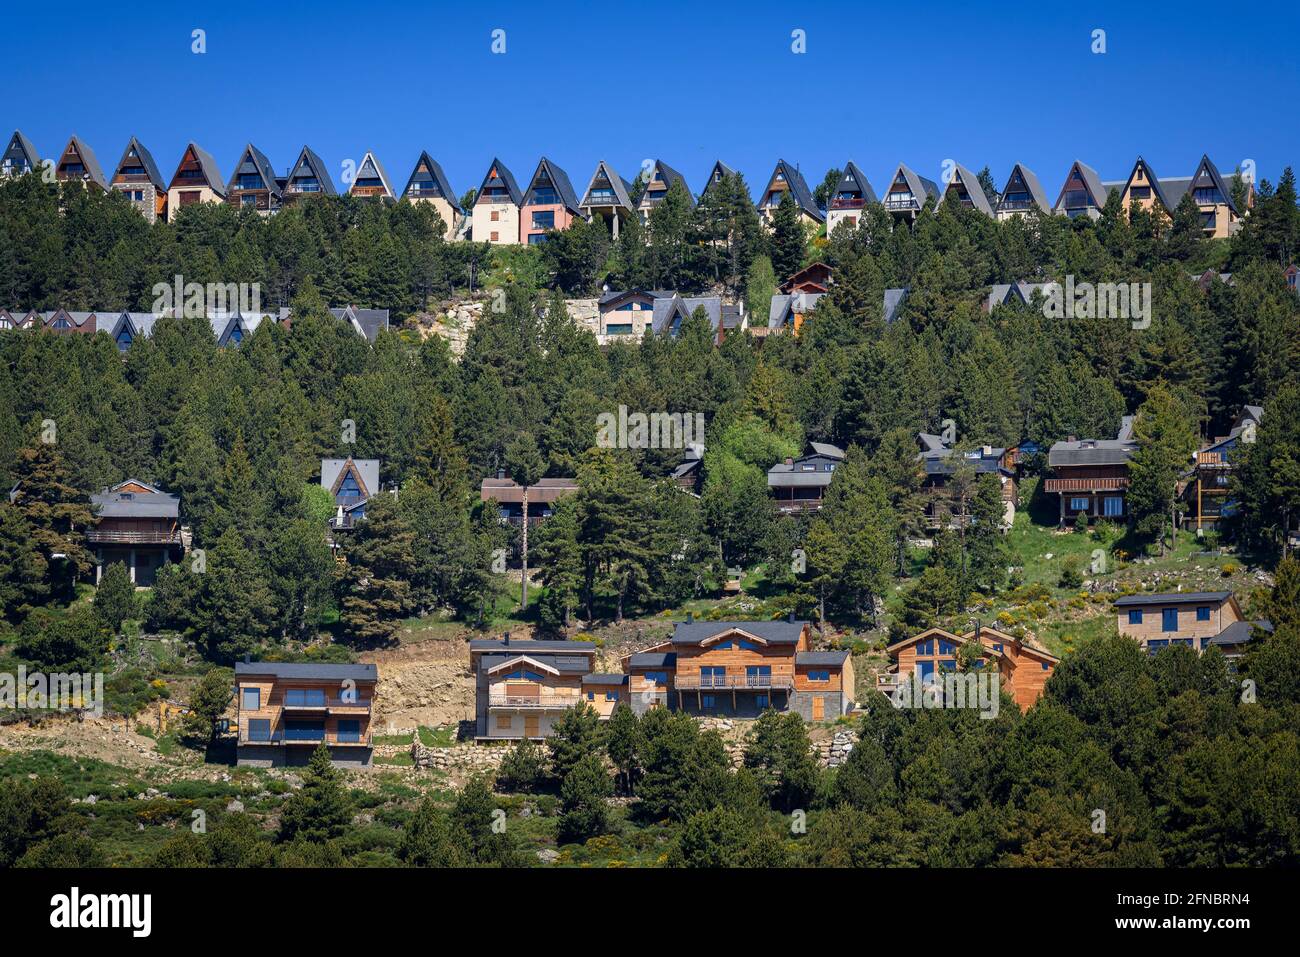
[488,693,578,709]
[674,673,795,691]
[280,694,372,713]
[1043,477,1130,493]
[884,194,916,210]
[239,730,371,747]
[830,197,866,210]
[87,527,181,545]
[1197,451,1230,467]
[999,197,1033,211]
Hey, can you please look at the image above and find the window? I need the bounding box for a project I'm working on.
[916,640,934,655]
[1196,606,1211,622]
[1162,608,1179,632]
[285,688,327,707]
[643,671,667,685]
[586,691,595,700]
[246,719,271,742]
[242,687,260,710]
[285,721,325,742]
[1069,497,1089,512]
[605,692,618,702]
[1041,662,1051,671]
[337,719,361,743]
[918,661,936,684]
[807,670,830,682]
[938,640,956,655]
[746,665,772,686]
[496,714,512,730]
[701,666,726,687]
[490,210,499,221]
[532,211,555,230]
[490,231,499,241]
[1128,610,1143,625]
[755,694,769,709]
[701,695,716,709]
[1104,496,1124,517]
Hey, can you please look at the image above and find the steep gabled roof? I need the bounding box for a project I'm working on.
[885,163,939,210]
[3,130,39,172]
[762,159,824,222]
[401,150,458,205]
[91,479,179,519]
[475,157,523,206]
[349,150,395,198]
[1054,160,1108,210]
[580,160,634,211]
[835,161,878,203]
[168,142,226,197]
[1189,154,1238,215]
[286,145,337,196]
[1120,156,1176,212]
[997,163,1051,214]
[522,157,582,214]
[111,136,165,190]
[227,143,281,199]
[883,287,910,325]
[329,306,389,342]
[699,160,738,201]
[58,135,108,190]
[939,162,994,216]
[321,457,380,498]
[671,619,808,647]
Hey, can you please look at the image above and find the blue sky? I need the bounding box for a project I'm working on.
[6,0,1297,200]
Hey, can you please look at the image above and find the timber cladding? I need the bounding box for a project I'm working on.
[889,627,1057,711]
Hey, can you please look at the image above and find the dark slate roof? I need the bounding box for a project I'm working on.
[113,136,166,191]
[401,151,459,207]
[582,673,628,685]
[627,651,676,668]
[288,145,337,196]
[652,159,688,193]
[351,150,395,197]
[234,661,378,681]
[92,481,179,519]
[795,650,850,667]
[1208,619,1273,647]
[1049,417,1138,467]
[328,306,389,342]
[1191,154,1238,215]
[767,159,824,222]
[920,445,1010,477]
[580,160,634,211]
[523,157,582,214]
[888,164,939,208]
[65,135,108,190]
[998,163,1050,213]
[671,620,808,646]
[7,129,38,168]
[942,163,994,216]
[476,157,523,206]
[1113,591,1233,607]
[469,639,596,653]
[652,295,723,336]
[1121,157,1176,211]
[479,652,592,675]
[700,160,738,200]
[1058,160,1108,210]
[174,142,226,197]
[228,143,281,199]
[837,161,878,203]
[598,288,674,306]
[883,287,909,324]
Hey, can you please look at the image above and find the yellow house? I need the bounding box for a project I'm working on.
[166,142,226,221]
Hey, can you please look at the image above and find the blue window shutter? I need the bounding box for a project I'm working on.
[1163,608,1179,632]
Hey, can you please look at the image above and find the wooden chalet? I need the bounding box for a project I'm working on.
[225,143,282,214]
[166,142,226,220]
[1053,160,1119,219]
[762,291,825,338]
[597,288,670,339]
[471,157,523,245]
[321,456,380,532]
[937,162,994,217]
[1045,417,1137,524]
[480,474,578,527]
[53,135,108,191]
[757,159,823,227]
[996,163,1051,219]
[109,137,167,222]
[519,157,582,245]
[671,443,705,493]
[282,145,337,201]
[470,638,598,740]
[916,433,1017,529]
[88,479,183,586]
[1182,405,1262,529]
[401,151,462,240]
[767,441,844,513]
[781,262,833,294]
[883,163,939,222]
[1115,590,1272,659]
[348,150,396,200]
[880,626,1057,711]
[578,160,635,238]
[1,130,39,178]
[235,660,376,767]
[635,159,690,227]
[825,162,876,234]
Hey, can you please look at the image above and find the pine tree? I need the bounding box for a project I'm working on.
[0,502,48,623]
[10,440,94,598]
[770,191,807,279]
[339,493,417,644]
[557,753,614,844]
[277,743,353,844]
[92,561,137,633]
[503,434,544,610]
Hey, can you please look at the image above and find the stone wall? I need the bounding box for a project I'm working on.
[409,733,507,773]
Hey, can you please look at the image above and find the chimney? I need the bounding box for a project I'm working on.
[784,457,794,467]
[1066,435,1077,443]
[243,653,251,664]
[496,468,505,480]
[502,631,510,645]
[686,612,694,623]
[787,611,797,624]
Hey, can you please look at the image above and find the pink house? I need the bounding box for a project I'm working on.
[519,157,583,245]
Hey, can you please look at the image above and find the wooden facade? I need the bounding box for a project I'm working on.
[225,143,282,214]
[884,626,1057,711]
[470,639,598,740]
[235,661,377,767]
[166,142,225,220]
[88,479,183,586]
[1114,591,1246,654]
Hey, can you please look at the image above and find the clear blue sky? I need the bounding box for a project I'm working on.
[7,0,1297,200]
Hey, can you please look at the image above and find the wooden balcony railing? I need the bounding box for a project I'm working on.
[674,674,795,691]
[87,528,181,545]
[1043,478,1130,493]
[488,694,577,709]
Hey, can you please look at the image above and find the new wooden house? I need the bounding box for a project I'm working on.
[471,158,523,244]
[825,161,876,234]
[764,291,825,337]
[1182,405,1262,529]
[767,441,844,513]
[881,626,1057,711]
[225,143,282,214]
[283,145,337,201]
[781,262,833,294]
[996,163,1051,219]
[109,137,167,222]
[916,434,1017,529]
[470,638,598,740]
[519,157,583,245]
[348,150,395,200]
[321,457,380,532]
[883,163,939,222]
[1,130,38,178]
[635,159,690,227]
[401,151,462,240]
[1114,590,1272,658]
[166,142,226,220]
[1053,160,1119,219]
[235,660,377,767]
[53,135,108,192]
[671,443,705,493]
[88,480,183,586]
[937,162,994,217]
[757,159,823,227]
[1045,417,1137,524]
[480,474,579,527]
[577,160,634,238]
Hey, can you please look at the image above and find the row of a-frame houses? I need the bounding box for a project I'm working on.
[2,130,1252,241]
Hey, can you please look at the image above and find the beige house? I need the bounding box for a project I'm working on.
[1114,590,1271,658]
[401,150,462,240]
[166,142,226,221]
[470,157,522,245]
